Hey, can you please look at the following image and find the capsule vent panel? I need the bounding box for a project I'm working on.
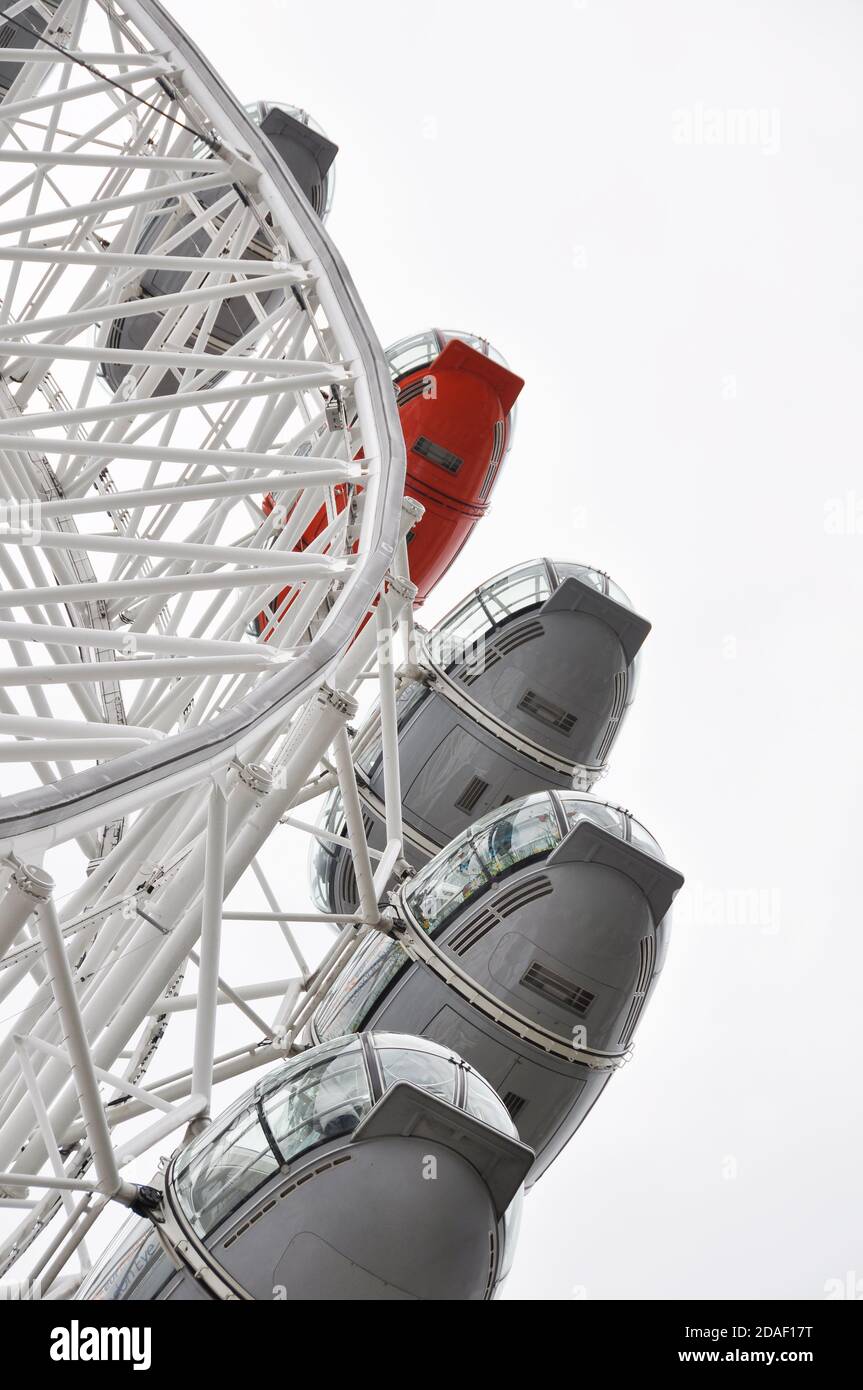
[494,874,553,919]
[448,907,498,957]
[502,1091,527,1120]
[491,419,506,465]
[455,776,489,815]
[459,619,544,686]
[617,934,656,1046]
[448,875,552,956]
[396,376,432,407]
[412,435,463,474]
[461,651,499,686]
[478,421,506,502]
[335,844,359,912]
[496,619,544,655]
[596,669,629,765]
[484,1229,498,1299]
[517,689,578,736]
[520,961,596,1017]
[478,460,497,502]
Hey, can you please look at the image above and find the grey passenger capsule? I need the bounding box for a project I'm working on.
[100,104,337,395]
[312,793,684,1185]
[249,102,338,221]
[0,4,58,96]
[310,558,651,915]
[76,1033,532,1302]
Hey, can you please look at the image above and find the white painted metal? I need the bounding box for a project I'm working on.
[0,0,413,1292]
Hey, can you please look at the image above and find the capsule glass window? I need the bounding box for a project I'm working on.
[432,560,551,668]
[469,795,561,880]
[405,793,561,934]
[376,1045,457,1104]
[549,560,633,610]
[558,794,627,839]
[386,331,443,382]
[434,329,508,368]
[464,1071,518,1136]
[173,1040,372,1237]
[480,561,552,626]
[626,816,664,858]
[76,1210,170,1302]
[557,793,665,860]
[315,934,409,1042]
[407,835,489,934]
[172,1096,280,1239]
[261,1041,371,1163]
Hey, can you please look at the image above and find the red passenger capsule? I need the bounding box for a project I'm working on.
[254,329,523,635]
[392,331,524,604]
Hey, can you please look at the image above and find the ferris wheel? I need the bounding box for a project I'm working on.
[0,1,683,1302]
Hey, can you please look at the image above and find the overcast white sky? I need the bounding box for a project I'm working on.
[48,0,863,1299]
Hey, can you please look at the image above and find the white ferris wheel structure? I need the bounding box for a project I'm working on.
[0,0,415,1295]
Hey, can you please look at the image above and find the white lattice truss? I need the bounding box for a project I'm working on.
[0,0,412,1294]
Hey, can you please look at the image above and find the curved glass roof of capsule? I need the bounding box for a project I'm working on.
[170,1033,517,1241]
[243,102,337,221]
[386,329,513,383]
[403,791,663,936]
[424,558,634,675]
[314,793,666,1045]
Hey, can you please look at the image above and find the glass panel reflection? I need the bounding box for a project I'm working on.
[386,330,443,381]
[465,1071,518,1136]
[377,1046,456,1104]
[173,1041,372,1238]
[173,1101,279,1239]
[432,560,551,670]
[264,1046,370,1162]
[405,794,561,934]
[315,935,409,1042]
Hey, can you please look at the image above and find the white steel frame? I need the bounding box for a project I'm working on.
[0,0,415,1295]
